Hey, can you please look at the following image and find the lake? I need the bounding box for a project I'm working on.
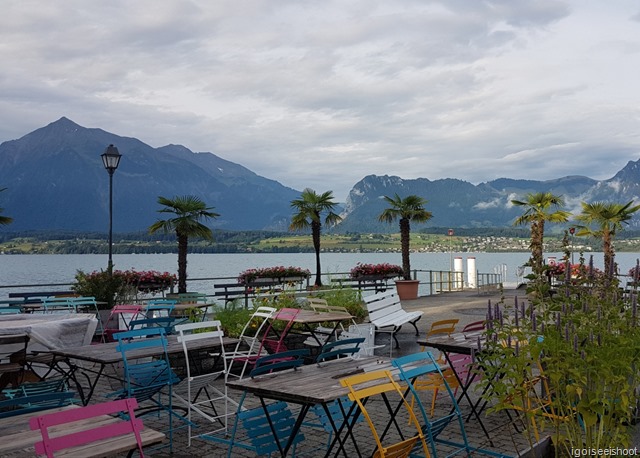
[3,251,639,297]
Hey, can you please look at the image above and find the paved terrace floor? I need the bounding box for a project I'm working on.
[9,287,640,456]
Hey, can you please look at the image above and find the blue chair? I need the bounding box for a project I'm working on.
[112,327,184,453]
[0,378,78,419]
[392,351,512,458]
[225,349,309,457]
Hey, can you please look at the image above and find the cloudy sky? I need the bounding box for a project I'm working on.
[2,1,640,201]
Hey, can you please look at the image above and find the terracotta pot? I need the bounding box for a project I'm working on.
[395,279,420,300]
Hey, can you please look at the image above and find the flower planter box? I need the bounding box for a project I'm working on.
[518,436,554,458]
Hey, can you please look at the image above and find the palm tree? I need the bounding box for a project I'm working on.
[148,195,219,293]
[575,200,640,277]
[511,192,570,276]
[378,194,432,280]
[290,188,342,286]
[0,188,13,226]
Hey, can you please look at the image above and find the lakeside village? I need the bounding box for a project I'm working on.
[0,232,630,255]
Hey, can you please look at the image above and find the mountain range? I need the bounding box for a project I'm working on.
[1,117,639,234]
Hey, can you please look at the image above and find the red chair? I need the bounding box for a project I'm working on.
[30,398,162,457]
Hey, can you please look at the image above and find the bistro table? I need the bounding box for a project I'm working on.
[44,335,239,405]
[227,355,392,457]
[282,309,354,347]
[417,331,497,446]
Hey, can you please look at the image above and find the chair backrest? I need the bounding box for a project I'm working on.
[145,300,176,321]
[462,320,486,333]
[42,297,74,313]
[30,398,145,458]
[250,349,309,377]
[0,333,30,389]
[175,320,227,381]
[129,316,175,335]
[427,319,459,337]
[0,305,22,315]
[114,327,179,400]
[167,293,208,304]
[260,308,300,355]
[108,305,143,327]
[316,337,365,364]
[0,391,77,419]
[340,369,428,457]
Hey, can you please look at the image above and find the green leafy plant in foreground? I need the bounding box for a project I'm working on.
[480,256,640,454]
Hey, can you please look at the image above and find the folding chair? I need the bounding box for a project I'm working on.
[225,349,308,457]
[260,307,300,355]
[392,351,510,458]
[129,316,176,335]
[30,398,163,458]
[226,306,276,380]
[462,320,486,334]
[145,300,176,317]
[111,327,184,453]
[67,296,104,341]
[304,298,360,347]
[0,378,78,419]
[41,297,75,314]
[0,334,30,390]
[173,320,235,446]
[340,369,429,458]
[103,304,144,342]
[421,318,459,362]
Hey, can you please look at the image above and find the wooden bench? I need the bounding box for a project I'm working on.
[330,277,390,293]
[363,290,423,354]
[213,280,281,305]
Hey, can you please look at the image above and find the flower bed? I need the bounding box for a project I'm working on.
[349,263,403,280]
[237,266,310,285]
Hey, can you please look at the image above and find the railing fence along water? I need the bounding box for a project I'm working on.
[0,269,498,304]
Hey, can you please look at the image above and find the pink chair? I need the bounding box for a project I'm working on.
[30,398,158,457]
[103,304,144,342]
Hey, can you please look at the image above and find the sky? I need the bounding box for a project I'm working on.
[1,1,640,201]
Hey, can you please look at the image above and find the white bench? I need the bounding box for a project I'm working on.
[363,290,423,355]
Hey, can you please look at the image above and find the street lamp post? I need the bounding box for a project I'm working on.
[448,228,454,272]
[101,144,121,274]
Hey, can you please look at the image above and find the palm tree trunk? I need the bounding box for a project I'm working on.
[312,219,322,286]
[603,229,614,278]
[400,218,411,280]
[531,221,544,276]
[177,232,188,293]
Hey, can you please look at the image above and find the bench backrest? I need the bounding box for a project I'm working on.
[363,290,403,321]
[30,398,145,458]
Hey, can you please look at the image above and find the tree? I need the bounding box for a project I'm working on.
[0,188,13,226]
[290,188,342,286]
[575,200,640,277]
[148,195,219,293]
[378,194,432,280]
[511,192,570,276]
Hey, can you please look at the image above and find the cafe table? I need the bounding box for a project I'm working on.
[281,309,354,347]
[227,355,392,457]
[44,335,239,405]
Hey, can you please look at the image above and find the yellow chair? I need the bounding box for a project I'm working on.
[340,369,428,458]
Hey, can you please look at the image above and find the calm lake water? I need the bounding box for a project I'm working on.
[3,251,639,296]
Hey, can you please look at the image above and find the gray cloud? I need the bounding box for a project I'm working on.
[1,0,639,201]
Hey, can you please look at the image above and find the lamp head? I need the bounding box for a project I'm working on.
[101,144,121,173]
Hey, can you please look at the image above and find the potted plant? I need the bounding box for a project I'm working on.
[479,256,640,454]
[349,263,404,280]
[237,266,311,286]
[378,194,432,300]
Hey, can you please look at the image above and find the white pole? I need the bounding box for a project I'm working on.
[467,257,477,288]
[454,257,463,289]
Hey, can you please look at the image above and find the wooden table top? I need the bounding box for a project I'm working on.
[47,335,239,365]
[0,405,165,456]
[287,309,353,325]
[417,331,485,355]
[227,356,391,405]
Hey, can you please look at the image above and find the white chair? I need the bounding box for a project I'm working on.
[173,320,235,446]
[226,306,277,380]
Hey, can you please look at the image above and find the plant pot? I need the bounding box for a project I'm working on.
[395,280,420,300]
[518,436,554,458]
